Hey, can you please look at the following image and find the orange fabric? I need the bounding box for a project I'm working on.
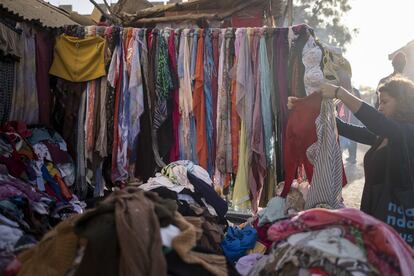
[230,61,240,173]
[193,30,208,169]
[124,28,133,56]
[54,175,73,201]
[124,28,134,75]
[223,173,232,189]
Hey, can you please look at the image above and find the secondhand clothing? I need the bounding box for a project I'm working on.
[50,34,106,82]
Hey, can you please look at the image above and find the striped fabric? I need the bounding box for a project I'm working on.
[305,98,345,209]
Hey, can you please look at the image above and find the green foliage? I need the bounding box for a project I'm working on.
[292,0,358,51]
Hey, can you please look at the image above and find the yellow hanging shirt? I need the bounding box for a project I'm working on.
[49,34,106,82]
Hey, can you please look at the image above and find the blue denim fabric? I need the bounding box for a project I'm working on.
[204,29,214,175]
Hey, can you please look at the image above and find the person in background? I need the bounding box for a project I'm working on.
[375,52,406,108]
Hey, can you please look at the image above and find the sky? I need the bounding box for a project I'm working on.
[48,0,414,88]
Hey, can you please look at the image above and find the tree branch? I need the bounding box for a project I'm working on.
[102,0,113,13]
[103,0,125,20]
[89,0,121,24]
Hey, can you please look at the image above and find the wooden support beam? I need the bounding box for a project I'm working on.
[126,0,266,26]
[89,0,121,24]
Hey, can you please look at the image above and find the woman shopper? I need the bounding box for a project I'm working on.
[289,76,414,248]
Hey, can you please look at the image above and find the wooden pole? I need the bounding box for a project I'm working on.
[288,0,293,26]
[126,0,267,26]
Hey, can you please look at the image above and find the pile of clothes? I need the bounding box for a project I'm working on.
[0,121,84,273]
[232,208,414,276]
[0,122,79,202]
[6,157,414,276]
[10,160,239,275]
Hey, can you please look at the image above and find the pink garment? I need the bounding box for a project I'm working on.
[267,208,414,276]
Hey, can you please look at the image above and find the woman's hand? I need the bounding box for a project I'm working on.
[320,82,363,114]
[320,83,340,99]
[287,96,299,110]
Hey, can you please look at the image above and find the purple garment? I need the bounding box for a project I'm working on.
[275,28,289,137]
[235,253,264,276]
[0,175,42,203]
[275,28,289,182]
[168,30,180,163]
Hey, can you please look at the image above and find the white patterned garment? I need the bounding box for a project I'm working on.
[305,99,345,209]
[302,36,324,96]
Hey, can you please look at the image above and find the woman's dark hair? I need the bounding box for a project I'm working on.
[378,76,414,123]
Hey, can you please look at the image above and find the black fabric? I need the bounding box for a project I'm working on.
[151,186,178,201]
[74,202,119,276]
[157,97,173,164]
[288,27,308,98]
[187,172,228,220]
[336,118,376,146]
[177,200,198,217]
[362,141,388,215]
[165,250,213,276]
[180,188,207,209]
[145,191,177,227]
[135,32,156,182]
[187,172,228,224]
[134,58,157,182]
[0,57,14,124]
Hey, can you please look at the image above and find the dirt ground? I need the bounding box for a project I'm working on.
[341,144,369,209]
